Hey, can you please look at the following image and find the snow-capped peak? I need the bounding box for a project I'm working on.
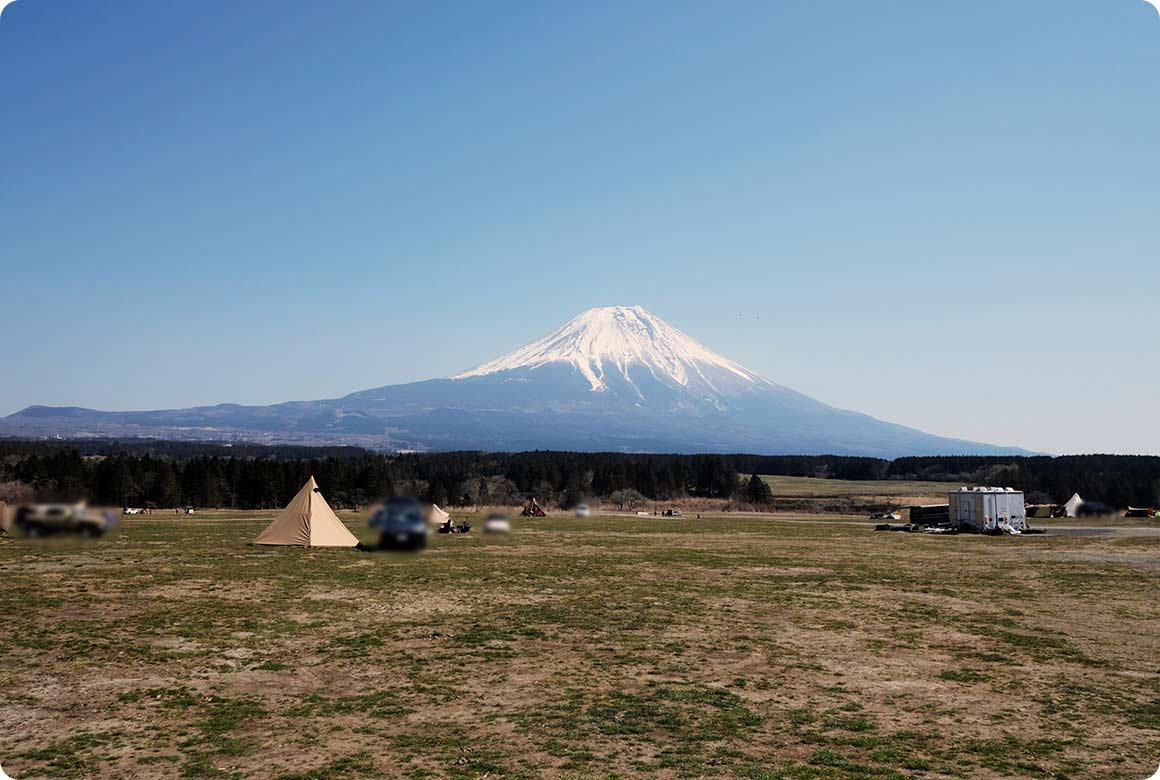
[453,305,774,397]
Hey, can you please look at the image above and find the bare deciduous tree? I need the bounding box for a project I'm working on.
[610,488,646,511]
[459,477,487,510]
[486,476,521,506]
[394,479,429,499]
[0,481,34,503]
[534,479,558,508]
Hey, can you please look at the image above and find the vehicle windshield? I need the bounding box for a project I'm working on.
[385,501,422,524]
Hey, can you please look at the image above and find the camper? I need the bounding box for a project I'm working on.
[949,487,1027,533]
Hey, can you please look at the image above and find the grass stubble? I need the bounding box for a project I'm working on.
[1,510,1158,779]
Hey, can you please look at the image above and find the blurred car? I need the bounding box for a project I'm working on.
[575,504,591,518]
[662,509,683,517]
[1076,501,1116,518]
[483,513,511,534]
[16,503,115,538]
[369,497,428,550]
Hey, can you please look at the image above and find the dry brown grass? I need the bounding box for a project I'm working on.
[0,511,1157,779]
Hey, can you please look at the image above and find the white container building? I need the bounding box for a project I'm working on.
[949,487,1027,533]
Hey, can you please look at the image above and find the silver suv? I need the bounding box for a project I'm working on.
[16,503,115,538]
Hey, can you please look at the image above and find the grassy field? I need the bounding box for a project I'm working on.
[758,476,964,500]
[756,476,964,513]
[2,511,1159,779]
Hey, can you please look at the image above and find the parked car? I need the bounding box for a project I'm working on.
[1076,501,1116,518]
[369,497,428,550]
[16,503,115,538]
[662,509,682,517]
[483,513,511,534]
[575,504,591,518]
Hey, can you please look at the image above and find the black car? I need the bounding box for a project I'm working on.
[1075,501,1115,518]
[369,497,428,550]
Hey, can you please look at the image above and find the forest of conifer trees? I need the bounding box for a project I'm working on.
[1,440,1156,511]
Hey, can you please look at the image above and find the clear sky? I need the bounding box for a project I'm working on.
[2,0,1157,455]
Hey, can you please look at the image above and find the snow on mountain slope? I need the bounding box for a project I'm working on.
[0,305,1036,456]
[453,305,776,399]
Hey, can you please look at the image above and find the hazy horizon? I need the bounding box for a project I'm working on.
[3,1,1158,456]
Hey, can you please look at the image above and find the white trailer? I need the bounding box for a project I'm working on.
[949,487,1027,533]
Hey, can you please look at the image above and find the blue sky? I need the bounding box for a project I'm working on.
[1,0,1157,455]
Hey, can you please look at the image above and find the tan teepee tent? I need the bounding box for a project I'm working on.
[428,504,450,526]
[254,477,359,548]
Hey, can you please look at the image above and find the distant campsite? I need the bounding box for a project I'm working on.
[1,439,1158,519]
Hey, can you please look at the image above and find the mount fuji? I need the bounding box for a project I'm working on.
[1,306,1028,456]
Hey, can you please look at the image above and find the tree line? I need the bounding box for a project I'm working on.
[886,455,1160,508]
[0,446,745,510]
[1,440,1156,510]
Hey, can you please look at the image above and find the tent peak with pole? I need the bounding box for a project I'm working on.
[428,504,450,526]
[254,476,359,548]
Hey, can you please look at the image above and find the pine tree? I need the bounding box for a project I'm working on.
[154,463,181,508]
[744,474,774,506]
